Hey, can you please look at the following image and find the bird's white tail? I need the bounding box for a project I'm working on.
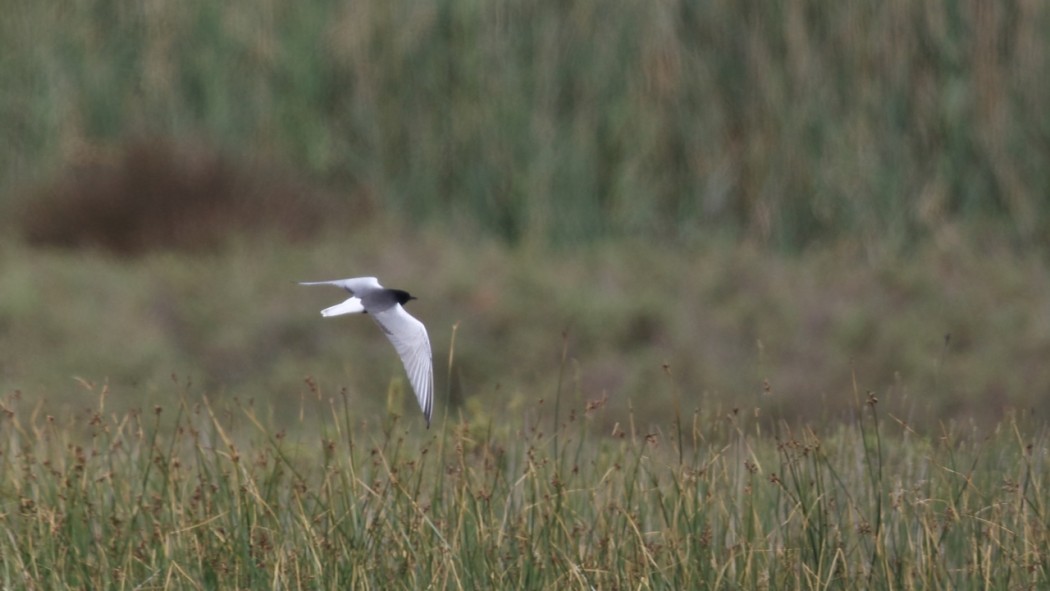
[321,297,366,317]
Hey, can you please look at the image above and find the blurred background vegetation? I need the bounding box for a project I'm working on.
[1,0,1048,429]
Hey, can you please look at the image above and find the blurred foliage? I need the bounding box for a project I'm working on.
[2,0,1049,249]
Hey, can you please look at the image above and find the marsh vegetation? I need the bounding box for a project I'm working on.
[1,0,1049,587]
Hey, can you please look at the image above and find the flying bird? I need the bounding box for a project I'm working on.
[299,276,434,427]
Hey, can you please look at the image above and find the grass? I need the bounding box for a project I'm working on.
[0,380,1046,589]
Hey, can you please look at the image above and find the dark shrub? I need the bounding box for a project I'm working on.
[18,137,366,255]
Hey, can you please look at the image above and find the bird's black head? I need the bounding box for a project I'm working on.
[392,289,417,306]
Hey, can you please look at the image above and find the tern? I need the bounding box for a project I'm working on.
[299,276,434,427]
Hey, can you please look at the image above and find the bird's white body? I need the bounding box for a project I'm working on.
[300,276,434,427]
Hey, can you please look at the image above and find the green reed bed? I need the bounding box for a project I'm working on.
[0,385,1046,589]
[5,0,1050,249]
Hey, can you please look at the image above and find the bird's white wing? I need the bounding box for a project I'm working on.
[298,277,382,294]
[370,304,434,427]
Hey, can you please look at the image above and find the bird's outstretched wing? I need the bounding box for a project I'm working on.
[370,304,434,427]
[298,277,382,295]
